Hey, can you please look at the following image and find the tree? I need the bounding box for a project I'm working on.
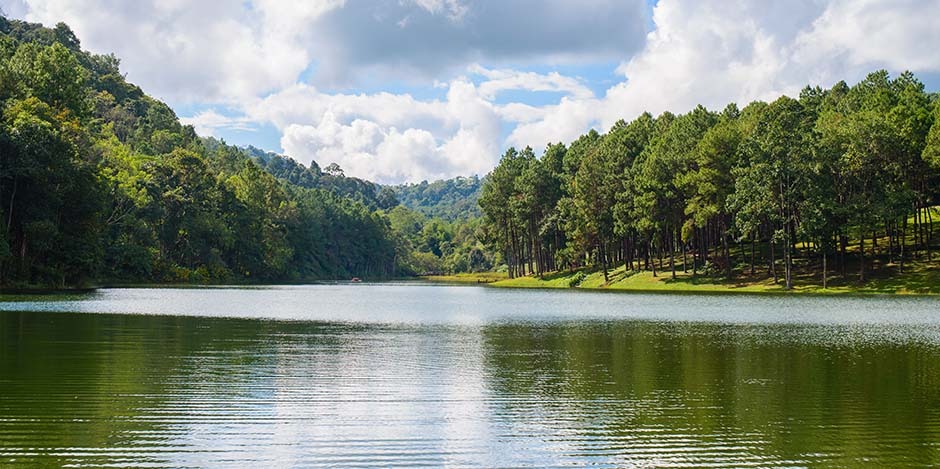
[730,97,810,289]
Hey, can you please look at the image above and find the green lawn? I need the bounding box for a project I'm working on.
[426,206,940,295]
[486,261,940,295]
[421,272,509,284]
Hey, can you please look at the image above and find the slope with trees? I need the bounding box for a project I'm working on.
[479,71,940,292]
[0,17,406,286]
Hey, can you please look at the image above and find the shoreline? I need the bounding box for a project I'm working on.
[3,269,938,297]
[421,266,940,296]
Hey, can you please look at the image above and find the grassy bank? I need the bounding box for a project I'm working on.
[422,272,510,284]
[477,260,940,295]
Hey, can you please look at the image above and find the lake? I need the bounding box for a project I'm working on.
[2,284,940,467]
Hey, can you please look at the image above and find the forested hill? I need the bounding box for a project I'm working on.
[479,72,940,290]
[390,176,483,220]
[212,141,399,211]
[0,17,410,287]
[230,142,483,219]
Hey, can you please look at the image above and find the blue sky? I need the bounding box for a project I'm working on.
[3,0,940,183]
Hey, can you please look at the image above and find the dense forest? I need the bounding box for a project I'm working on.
[0,17,489,287]
[5,16,939,290]
[479,71,940,289]
[391,176,483,220]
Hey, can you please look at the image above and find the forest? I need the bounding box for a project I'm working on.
[0,17,488,287]
[4,15,940,291]
[479,71,940,289]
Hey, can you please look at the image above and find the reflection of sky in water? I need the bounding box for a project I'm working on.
[2,286,940,467]
[139,325,499,467]
[3,284,940,343]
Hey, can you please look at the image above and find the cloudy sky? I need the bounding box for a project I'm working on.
[2,0,940,183]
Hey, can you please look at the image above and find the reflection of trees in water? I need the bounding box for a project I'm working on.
[0,311,280,466]
[479,321,940,467]
[3,312,940,467]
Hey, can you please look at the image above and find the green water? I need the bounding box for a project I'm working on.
[1,284,940,467]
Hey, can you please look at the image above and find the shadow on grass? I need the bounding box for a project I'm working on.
[537,268,590,281]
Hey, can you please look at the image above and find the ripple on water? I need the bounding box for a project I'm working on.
[2,286,940,467]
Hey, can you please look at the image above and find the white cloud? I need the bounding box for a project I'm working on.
[471,65,594,101]
[410,0,468,21]
[529,0,940,150]
[303,0,648,85]
[266,77,503,183]
[3,0,647,101]
[792,0,940,76]
[5,0,940,184]
[8,0,321,103]
[505,97,599,151]
[180,110,256,137]
[282,114,459,183]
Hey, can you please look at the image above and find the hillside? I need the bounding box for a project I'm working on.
[390,176,483,220]
[0,17,402,286]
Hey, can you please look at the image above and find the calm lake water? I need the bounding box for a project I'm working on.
[2,284,940,467]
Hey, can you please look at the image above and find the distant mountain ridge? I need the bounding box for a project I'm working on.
[389,176,484,220]
[228,142,485,220]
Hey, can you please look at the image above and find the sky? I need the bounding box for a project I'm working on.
[2,0,940,184]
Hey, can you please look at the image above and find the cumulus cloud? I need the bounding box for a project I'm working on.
[282,114,464,183]
[3,0,646,101]
[7,0,322,103]
[4,0,940,184]
[306,0,648,85]
[792,0,940,77]
[471,65,594,101]
[180,110,257,137]
[599,0,940,129]
[524,0,940,150]
[261,77,504,183]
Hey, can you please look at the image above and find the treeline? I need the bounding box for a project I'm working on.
[391,176,484,220]
[0,18,403,286]
[480,71,940,288]
[386,205,492,275]
[237,143,400,211]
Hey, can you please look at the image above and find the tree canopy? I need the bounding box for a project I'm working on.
[479,72,940,289]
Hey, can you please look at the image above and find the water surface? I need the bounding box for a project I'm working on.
[2,284,940,467]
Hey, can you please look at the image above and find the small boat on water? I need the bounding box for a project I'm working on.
[350,277,362,283]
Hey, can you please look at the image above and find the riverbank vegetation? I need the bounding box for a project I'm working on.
[478,72,940,291]
[0,17,489,288]
[4,16,939,294]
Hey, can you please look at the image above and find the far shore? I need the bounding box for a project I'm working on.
[422,263,940,296]
[4,266,939,297]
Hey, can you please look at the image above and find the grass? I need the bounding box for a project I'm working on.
[484,206,940,295]
[421,272,509,284]
[483,259,940,296]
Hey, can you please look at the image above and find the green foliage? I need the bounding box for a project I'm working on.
[384,204,491,275]
[390,176,484,220]
[480,70,940,290]
[0,18,409,286]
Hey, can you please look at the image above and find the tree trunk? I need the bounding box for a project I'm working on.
[839,233,847,278]
[669,231,676,279]
[750,233,756,276]
[927,206,934,261]
[681,236,688,273]
[887,222,894,265]
[769,240,777,283]
[900,217,906,274]
[6,177,16,237]
[859,236,865,283]
[649,239,657,277]
[721,219,731,279]
[623,237,630,272]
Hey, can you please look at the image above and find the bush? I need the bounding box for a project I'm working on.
[568,271,587,287]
